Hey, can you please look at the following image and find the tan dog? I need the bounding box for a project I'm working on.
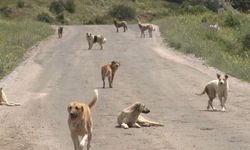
[196,74,229,111]
[137,18,155,38]
[117,102,164,129]
[58,26,63,39]
[113,19,128,32]
[86,32,107,50]
[101,60,120,88]
[0,87,20,106]
[68,89,98,150]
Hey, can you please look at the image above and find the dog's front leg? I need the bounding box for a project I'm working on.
[71,133,81,150]
[80,134,88,149]
[108,76,112,88]
[87,132,92,150]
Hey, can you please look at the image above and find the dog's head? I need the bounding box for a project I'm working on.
[86,32,92,39]
[133,102,150,114]
[67,102,84,120]
[111,60,120,69]
[217,73,228,86]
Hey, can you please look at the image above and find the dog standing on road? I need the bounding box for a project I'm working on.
[0,87,20,106]
[113,19,128,32]
[68,89,98,150]
[117,102,164,129]
[196,74,229,111]
[58,26,63,38]
[101,60,120,88]
[86,33,107,50]
[137,18,155,38]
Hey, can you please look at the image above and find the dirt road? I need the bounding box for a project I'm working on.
[0,25,250,150]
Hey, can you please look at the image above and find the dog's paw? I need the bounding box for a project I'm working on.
[212,107,217,111]
[221,107,226,112]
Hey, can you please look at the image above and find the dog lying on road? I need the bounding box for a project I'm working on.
[68,89,98,150]
[137,18,155,38]
[113,19,128,32]
[58,26,63,39]
[86,32,107,50]
[0,87,20,106]
[117,102,164,129]
[101,60,120,88]
[196,74,229,111]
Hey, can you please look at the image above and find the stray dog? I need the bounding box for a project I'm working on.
[101,60,120,88]
[117,102,164,129]
[209,23,220,31]
[196,74,229,111]
[86,32,107,50]
[113,19,128,32]
[58,26,63,38]
[68,89,98,150]
[0,88,20,106]
[137,18,155,38]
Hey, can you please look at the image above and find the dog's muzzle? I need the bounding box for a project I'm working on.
[142,108,150,114]
[69,112,78,119]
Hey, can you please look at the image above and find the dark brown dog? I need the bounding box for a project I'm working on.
[58,26,63,38]
[113,19,128,32]
[101,60,120,88]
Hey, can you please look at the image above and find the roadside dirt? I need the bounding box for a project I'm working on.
[0,25,250,150]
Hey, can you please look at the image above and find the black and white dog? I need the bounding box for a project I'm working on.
[86,32,107,50]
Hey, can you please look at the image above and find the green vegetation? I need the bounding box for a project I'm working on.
[0,20,53,79]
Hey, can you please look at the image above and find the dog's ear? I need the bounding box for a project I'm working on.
[67,104,72,112]
[217,73,221,79]
[0,87,2,91]
[81,106,84,112]
[225,74,229,79]
[111,61,115,64]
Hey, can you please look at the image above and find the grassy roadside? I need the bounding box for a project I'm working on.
[0,20,54,79]
[154,12,250,82]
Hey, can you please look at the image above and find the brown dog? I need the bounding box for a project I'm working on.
[0,87,20,106]
[58,26,63,38]
[113,19,128,32]
[137,18,155,38]
[101,60,120,88]
[68,89,98,150]
[196,74,229,111]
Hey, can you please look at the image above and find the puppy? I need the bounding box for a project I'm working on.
[117,102,164,129]
[113,19,128,32]
[101,60,120,88]
[58,26,63,38]
[137,18,155,38]
[0,87,20,106]
[196,74,229,111]
[86,33,107,50]
[68,89,98,150]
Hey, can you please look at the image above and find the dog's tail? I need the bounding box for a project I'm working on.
[195,87,207,96]
[88,89,98,109]
[0,101,21,106]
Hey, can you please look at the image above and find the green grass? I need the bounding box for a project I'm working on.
[154,12,250,81]
[0,20,54,79]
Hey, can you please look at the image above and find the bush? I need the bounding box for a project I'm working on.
[17,1,25,8]
[0,7,12,17]
[223,14,240,28]
[109,4,136,20]
[49,1,64,14]
[56,13,68,24]
[243,33,250,50]
[65,0,75,13]
[37,13,54,23]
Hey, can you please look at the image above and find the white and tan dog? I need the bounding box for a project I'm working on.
[117,102,164,129]
[196,74,229,111]
[86,32,107,50]
[113,19,128,32]
[101,60,120,88]
[137,18,155,38]
[68,89,98,150]
[0,87,20,106]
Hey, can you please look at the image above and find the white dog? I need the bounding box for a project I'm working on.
[196,74,229,111]
[209,23,220,31]
[0,87,20,106]
[86,32,107,50]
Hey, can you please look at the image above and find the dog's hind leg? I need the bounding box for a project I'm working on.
[87,132,92,150]
[134,123,141,128]
[121,123,129,129]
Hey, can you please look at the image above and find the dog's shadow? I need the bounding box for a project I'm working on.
[199,109,227,113]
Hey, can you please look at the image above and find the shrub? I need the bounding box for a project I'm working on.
[0,7,12,17]
[56,13,68,24]
[223,14,240,28]
[17,1,25,8]
[243,33,250,50]
[65,0,75,13]
[49,1,64,14]
[109,4,136,20]
[37,13,54,23]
